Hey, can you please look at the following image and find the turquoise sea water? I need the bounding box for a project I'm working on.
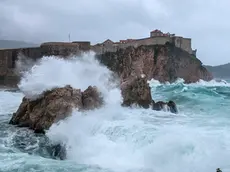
[0,55,230,172]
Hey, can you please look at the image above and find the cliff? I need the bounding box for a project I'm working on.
[96,43,213,83]
[205,63,230,79]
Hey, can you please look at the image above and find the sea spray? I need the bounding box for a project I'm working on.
[17,51,120,101]
[15,53,37,77]
[1,52,230,172]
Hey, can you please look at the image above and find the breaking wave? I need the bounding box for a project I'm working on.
[0,52,230,172]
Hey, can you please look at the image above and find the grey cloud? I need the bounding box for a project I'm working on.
[0,0,229,65]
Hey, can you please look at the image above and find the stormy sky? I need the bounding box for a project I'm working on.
[0,0,229,65]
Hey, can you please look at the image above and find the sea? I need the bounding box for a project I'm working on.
[0,53,230,172]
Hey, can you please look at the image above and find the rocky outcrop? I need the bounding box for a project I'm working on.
[9,85,103,133]
[97,43,210,112]
[121,76,152,108]
[120,75,178,113]
[82,86,104,110]
[96,43,213,84]
[152,100,178,114]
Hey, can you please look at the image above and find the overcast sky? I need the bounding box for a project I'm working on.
[0,0,229,65]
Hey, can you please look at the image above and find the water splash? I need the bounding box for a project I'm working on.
[1,52,230,172]
[17,51,121,102]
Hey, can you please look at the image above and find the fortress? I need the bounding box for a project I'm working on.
[0,29,196,86]
[91,29,197,55]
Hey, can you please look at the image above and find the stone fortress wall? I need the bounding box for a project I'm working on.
[0,29,196,86]
[91,29,196,55]
[0,42,90,86]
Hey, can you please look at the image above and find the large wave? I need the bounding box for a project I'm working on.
[12,52,230,172]
[17,51,121,103]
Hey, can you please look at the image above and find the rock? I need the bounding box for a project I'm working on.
[121,76,152,108]
[152,100,178,114]
[82,86,103,110]
[9,85,103,133]
[167,100,178,114]
[152,100,167,111]
[119,75,178,112]
[97,44,211,111]
[97,44,213,84]
[46,143,66,160]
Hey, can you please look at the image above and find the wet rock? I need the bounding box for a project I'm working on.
[120,75,178,113]
[152,100,167,111]
[152,100,178,114]
[82,86,104,110]
[34,128,46,134]
[121,76,152,108]
[9,85,103,132]
[167,100,178,114]
[46,143,67,160]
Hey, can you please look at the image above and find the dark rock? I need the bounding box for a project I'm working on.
[167,100,178,114]
[152,100,167,111]
[152,100,178,114]
[34,128,46,134]
[17,121,30,128]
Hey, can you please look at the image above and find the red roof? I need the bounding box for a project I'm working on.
[151,29,162,33]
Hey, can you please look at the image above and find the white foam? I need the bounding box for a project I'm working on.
[46,104,230,172]
[189,79,230,87]
[148,77,230,88]
[13,53,230,172]
[17,51,121,101]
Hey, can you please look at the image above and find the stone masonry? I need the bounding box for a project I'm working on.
[91,29,196,55]
[0,41,90,86]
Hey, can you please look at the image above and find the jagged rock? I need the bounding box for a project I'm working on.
[121,76,152,108]
[152,100,178,114]
[120,75,178,113]
[152,101,167,111]
[167,100,178,114]
[82,86,103,110]
[97,44,213,84]
[9,85,103,133]
[96,44,211,111]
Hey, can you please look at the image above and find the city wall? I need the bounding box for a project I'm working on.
[0,30,194,86]
[91,36,193,55]
[0,41,90,86]
[173,37,192,54]
[120,36,171,49]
